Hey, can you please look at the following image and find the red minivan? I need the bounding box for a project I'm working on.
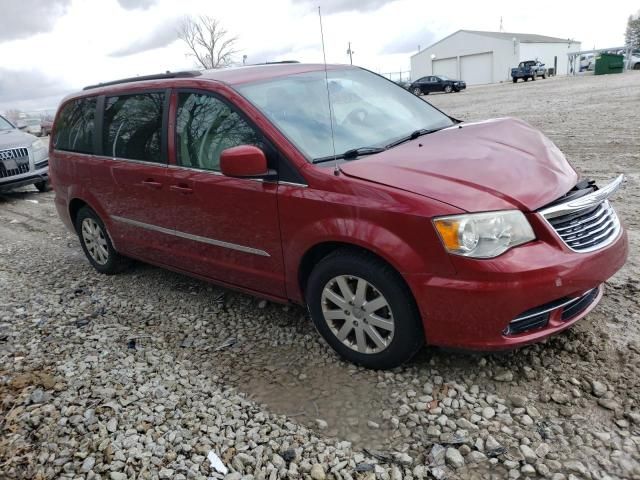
[49,64,628,369]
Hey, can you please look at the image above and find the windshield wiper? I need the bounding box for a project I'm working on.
[385,127,444,149]
[312,146,386,164]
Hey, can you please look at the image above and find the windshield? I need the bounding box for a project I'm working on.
[0,115,15,131]
[438,75,450,80]
[235,68,454,161]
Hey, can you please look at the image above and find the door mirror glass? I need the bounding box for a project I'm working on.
[220,145,269,178]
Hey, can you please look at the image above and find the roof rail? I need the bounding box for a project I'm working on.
[83,70,202,90]
[250,60,300,65]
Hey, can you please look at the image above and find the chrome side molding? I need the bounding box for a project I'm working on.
[539,174,624,219]
[111,215,271,257]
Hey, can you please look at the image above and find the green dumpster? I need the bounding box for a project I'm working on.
[594,53,624,75]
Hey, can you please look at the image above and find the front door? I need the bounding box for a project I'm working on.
[166,90,286,297]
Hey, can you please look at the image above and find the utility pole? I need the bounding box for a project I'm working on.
[347,41,354,65]
[500,16,503,32]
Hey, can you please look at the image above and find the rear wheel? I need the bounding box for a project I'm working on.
[306,248,424,369]
[512,77,518,83]
[75,206,130,275]
[412,87,422,96]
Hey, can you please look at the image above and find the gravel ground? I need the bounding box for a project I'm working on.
[1,72,639,480]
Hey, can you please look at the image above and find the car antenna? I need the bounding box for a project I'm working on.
[318,6,339,176]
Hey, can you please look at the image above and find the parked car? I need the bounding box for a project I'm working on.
[41,119,53,136]
[580,54,595,72]
[21,117,43,136]
[409,75,466,95]
[0,114,49,192]
[393,80,411,90]
[511,60,547,82]
[49,65,627,369]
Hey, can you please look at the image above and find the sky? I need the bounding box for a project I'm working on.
[0,0,637,113]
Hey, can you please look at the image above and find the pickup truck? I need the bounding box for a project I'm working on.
[511,60,547,82]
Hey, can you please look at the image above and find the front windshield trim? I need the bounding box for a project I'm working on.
[233,66,456,164]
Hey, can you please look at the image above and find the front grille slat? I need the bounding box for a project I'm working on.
[553,204,608,233]
[0,147,31,179]
[542,198,620,253]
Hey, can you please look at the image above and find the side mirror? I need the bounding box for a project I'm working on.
[220,145,273,178]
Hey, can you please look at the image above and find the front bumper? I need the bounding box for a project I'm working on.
[0,167,49,192]
[406,216,628,350]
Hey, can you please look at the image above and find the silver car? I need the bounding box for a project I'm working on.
[0,114,49,192]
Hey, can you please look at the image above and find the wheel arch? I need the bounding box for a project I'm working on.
[297,241,415,302]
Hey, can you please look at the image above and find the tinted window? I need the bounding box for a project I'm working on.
[0,115,14,131]
[103,92,164,163]
[176,92,262,171]
[54,98,96,154]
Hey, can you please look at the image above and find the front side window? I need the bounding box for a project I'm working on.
[103,92,164,163]
[54,97,96,154]
[236,68,454,161]
[176,92,262,171]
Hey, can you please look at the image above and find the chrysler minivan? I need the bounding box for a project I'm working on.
[49,64,627,369]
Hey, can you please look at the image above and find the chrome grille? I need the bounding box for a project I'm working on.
[544,200,619,252]
[0,147,30,179]
[539,176,623,253]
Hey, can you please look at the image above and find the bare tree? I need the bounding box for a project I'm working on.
[178,15,238,69]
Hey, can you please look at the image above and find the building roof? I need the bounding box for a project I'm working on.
[464,30,578,44]
[412,29,580,57]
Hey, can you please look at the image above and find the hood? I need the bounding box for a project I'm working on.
[0,128,37,150]
[340,117,577,212]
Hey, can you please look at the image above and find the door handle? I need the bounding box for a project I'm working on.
[141,179,162,189]
[170,184,193,194]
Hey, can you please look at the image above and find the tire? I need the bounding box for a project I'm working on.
[306,248,424,369]
[412,87,422,96]
[75,206,130,275]
[524,76,529,82]
[444,85,453,93]
[531,74,536,81]
[634,63,640,70]
[542,73,546,79]
[512,77,518,83]
[34,180,50,192]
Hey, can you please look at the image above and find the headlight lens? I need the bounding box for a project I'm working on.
[31,139,44,150]
[433,210,535,258]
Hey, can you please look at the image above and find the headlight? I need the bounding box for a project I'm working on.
[433,210,535,258]
[31,139,44,150]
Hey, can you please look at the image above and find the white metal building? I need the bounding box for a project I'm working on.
[410,30,581,85]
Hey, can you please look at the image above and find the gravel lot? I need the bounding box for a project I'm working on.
[1,72,639,480]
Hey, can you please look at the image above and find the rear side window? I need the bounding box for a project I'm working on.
[103,92,164,163]
[54,98,96,154]
[176,92,262,171]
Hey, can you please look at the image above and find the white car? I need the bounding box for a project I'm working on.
[579,54,595,72]
[22,117,43,136]
[0,114,49,192]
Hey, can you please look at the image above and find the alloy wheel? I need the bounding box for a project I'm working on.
[81,218,109,265]
[321,275,395,354]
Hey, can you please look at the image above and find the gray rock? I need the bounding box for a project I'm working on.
[564,460,587,476]
[519,445,537,464]
[445,448,464,468]
[110,474,127,480]
[494,371,514,382]
[590,380,607,397]
[509,395,528,407]
[315,418,328,430]
[310,464,326,480]
[81,456,95,472]
[106,417,117,433]
[482,406,496,419]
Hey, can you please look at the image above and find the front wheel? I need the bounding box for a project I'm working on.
[541,74,546,79]
[75,206,130,275]
[412,87,422,96]
[512,77,518,83]
[306,249,424,369]
[34,180,50,192]
[444,85,453,93]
